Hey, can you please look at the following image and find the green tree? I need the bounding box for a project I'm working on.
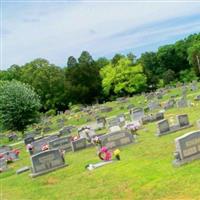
[101,58,147,97]
[163,69,176,85]
[20,58,66,111]
[67,56,77,68]
[179,69,198,83]
[127,52,136,65]
[65,51,102,104]
[188,42,200,75]
[78,51,93,65]
[139,52,160,89]
[0,80,41,134]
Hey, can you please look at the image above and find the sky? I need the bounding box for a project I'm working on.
[0,0,200,69]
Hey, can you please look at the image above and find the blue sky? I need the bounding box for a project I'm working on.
[1,1,200,69]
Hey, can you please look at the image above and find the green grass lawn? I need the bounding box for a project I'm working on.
[1,86,200,200]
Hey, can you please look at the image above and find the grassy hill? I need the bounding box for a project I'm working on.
[1,85,200,200]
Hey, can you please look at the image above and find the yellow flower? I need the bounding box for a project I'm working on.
[113,149,120,156]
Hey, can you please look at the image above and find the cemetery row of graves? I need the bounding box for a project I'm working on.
[1,81,200,199]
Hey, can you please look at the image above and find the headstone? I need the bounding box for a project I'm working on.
[3,151,19,161]
[197,120,200,129]
[157,114,192,136]
[30,149,67,177]
[106,117,120,128]
[59,126,73,136]
[157,119,170,135]
[174,131,200,166]
[96,117,106,129]
[24,135,35,145]
[194,95,200,101]
[109,126,121,133]
[0,146,12,154]
[164,99,176,110]
[177,98,188,108]
[31,135,58,155]
[48,136,72,152]
[130,108,144,122]
[177,114,189,127]
[127,104,134,110]
[78,127,95,141]
[100,107,112,113]
[117,114,125,123]
[8,133,18,141]
[71,138,87,152]
[43,126,52,133]
[148,101,160,111]
[0,158,7,171]
[98,130,134,149]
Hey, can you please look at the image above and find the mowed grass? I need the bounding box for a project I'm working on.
[1,87,200,200]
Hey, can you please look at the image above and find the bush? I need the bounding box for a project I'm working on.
[0,80,41,134]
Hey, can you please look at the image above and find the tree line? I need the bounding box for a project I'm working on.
[0,33,200,113]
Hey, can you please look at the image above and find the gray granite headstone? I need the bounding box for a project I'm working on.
[48,136,72,152]
[71,138,87,152]
[31,135,58,155]
[174,131,200,166]
[177,98,188,108]
[98,130,134,149]
[157,119,170,135]
[96,117,106,129]
[106,117,120,128]
[30,149,67,177]
[0,158,7,171]
[130,108,144,121]
[24,136,35,145]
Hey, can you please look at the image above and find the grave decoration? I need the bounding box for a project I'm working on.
[173,131,200,166]
[157,114,192,136]
[86,147,120,171]
[125,121,141,136]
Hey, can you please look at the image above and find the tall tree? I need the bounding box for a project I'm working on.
[0,80,41,135]
[67,56,77,68]
[188,42,200,75]
[101,58,147,97]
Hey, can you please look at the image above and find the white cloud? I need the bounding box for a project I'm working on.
[1,1,200,69]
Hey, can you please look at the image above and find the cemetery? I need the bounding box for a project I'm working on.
[1,82,200,200]
[1,3,200,199]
